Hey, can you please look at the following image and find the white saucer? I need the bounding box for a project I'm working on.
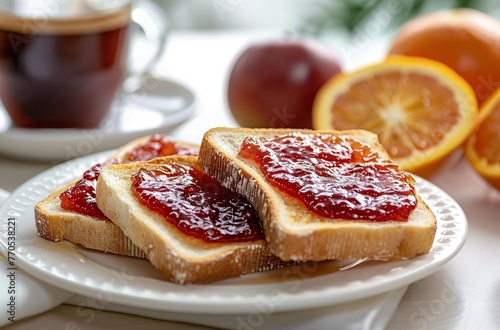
[0,77,197,162]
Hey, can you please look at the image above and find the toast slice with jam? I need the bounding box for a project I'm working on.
[34,135,198,257]
[198,127,437,262]
[95,156,287,284]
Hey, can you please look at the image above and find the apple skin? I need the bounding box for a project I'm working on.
[227,38,342,129]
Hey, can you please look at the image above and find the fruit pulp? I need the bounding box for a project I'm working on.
[59,135,199,220]
[131,163,263,242]
[473,103,500,165]
[238,133,417,221]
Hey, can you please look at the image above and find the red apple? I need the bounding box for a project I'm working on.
[227,38,342,128]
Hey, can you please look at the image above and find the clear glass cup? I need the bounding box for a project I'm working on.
[0,0,168,128]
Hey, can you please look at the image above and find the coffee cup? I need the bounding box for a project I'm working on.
[0,0,168,129]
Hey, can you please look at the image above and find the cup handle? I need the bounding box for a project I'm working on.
[124,0,169,92]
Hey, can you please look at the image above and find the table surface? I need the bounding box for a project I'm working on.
[1,30,499,330]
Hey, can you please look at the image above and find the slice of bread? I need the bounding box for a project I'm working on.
[34,135,198,258]
[95,156,287,284]
[198,127,437,262]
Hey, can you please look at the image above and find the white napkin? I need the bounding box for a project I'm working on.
[0,188,407,329]
[0,254,74,327]
[1,189,72,327]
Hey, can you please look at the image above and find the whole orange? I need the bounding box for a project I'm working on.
[388,8,500,107]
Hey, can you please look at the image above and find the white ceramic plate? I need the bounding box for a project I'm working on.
[0,152,467,314]
[0,77,197,162]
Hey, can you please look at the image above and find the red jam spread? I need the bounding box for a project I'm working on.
[238,133,417,222]
[123,135,198,162]
[131,163,263,242]
[59,160,119,220]
[59,135,199,220]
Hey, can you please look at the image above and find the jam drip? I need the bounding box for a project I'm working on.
[238,133,417,222]
[59,135,199,220]
[131,164,263,242]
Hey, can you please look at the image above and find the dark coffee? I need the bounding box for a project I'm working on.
[0,8,130,128]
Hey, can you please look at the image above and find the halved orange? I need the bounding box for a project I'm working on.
[465,88,500,190]
[312,55,478,178]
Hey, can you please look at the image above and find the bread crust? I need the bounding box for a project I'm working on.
[35,184,145,257]
[198,127,437,262]
[96,156,288,284]
[34,135,198,257]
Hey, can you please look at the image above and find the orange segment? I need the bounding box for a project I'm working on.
[465,88,500,190]
[312,56,478,178]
